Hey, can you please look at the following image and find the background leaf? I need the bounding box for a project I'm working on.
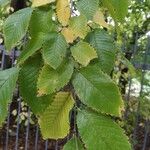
[69,15,89,39]
[77,110,131,150]
[72,64,123,116]
[102,0,129,22]
[71,41,98,67]
[3,7,33,50]
[39,92,74,139]
[0,0,10,7]
[121,56,136,77]
[0,68,19,127]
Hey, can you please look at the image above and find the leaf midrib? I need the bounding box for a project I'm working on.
[48,93,71,126]
[78,72,110,101]
[0,76,11,90]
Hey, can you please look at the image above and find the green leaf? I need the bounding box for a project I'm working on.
[72,64,123,116]
[37,60,74,95]
[3,7,33,50]
[85,29,116,74]
[0,68,19,127]
[18,32,57,65]
[77,0,99,20]
[17,35,43,65]
[42,33,68,69]
[29,8,56,37]
[140,98,150,120]
[102,0,129,22]
[71,41,98,67]
[0,0,10,7]
[19,53,53,115]
[18,7,57,65]
[69,15,89,39]
[63,135,84,150]
[77,110,131,150]
[121,56,136,77]
[39,92,74,139]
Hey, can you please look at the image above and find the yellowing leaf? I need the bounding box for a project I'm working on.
[37,60,74,95]
[93,10,109,28]
[61,27,77,43]
[69,15,89,39]
[32,0,55,7]
[71,41,98,66]
[39,92,75,139]
[56,0,71,26]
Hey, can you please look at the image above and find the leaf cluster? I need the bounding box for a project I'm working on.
[0,0,132,149]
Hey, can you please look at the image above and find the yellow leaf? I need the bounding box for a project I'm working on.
[39,92,75,139]
[32,0,55,7]
[56,0,71,26]
[69,15,89,39]
[61,27,77,43]
[71,41,98,66]
[93,10,109,29]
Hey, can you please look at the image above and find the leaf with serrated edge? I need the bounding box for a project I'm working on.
[93,10,109,28]
[61,27,77,43]
[3,7,33,50]
[63,135,84,150]
[42,33,68,69]
[56,0,71,26]
[37,60,74,95]
[0,68,19,127]
[29,8,56,37]
[19,53,53,115]
[17,34,43,65]
[32,0,55,7]
[71,41,98,66]
[69,15,89,39]
[39,92,75,139]
[77,0,99,20]
[77,110,131,150]
[72,64,123,116]
[102,0,129,22]
[18,32,57,65]
[85,29,116,74]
